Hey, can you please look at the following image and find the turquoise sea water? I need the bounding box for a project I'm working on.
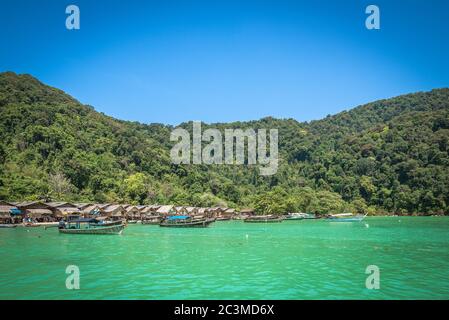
[1,217,449,300]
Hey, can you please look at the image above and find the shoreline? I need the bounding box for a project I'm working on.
[1,215,448,229]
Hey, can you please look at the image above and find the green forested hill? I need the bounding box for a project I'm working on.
[0,71,448,215]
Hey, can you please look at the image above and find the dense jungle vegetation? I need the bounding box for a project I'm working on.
[1,72,448,214]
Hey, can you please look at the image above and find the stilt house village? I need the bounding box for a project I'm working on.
[0,200,252,225]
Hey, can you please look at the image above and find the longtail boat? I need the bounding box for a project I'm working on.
[302,213,319,219]
[284,213,305,220]
[285,213,318,220]
[159,215,215,228]
[58,218,126,235]
[325,213,367,222]
[0,224,17,228]
[22,223,41,227]
[243,215,284,223]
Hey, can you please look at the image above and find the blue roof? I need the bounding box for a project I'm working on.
[167,215,190,220]
[10,208,23,215]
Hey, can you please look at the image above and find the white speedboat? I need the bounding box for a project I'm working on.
[325,213,367,222]
[285,213,306,220]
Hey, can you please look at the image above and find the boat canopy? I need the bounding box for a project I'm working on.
[9,208,23,215]
[167,215,190,220]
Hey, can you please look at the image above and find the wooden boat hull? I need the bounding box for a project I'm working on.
[22,223,41,228]
[0,224,17,228]
[160,219,215,228]
[326,214,367,222]
[59,224,125,235]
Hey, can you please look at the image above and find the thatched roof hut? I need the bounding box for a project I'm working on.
[185,206,198,214]
[204,206,225,217]
[81,204,100,216]
[26,208,54,218]
[55,207,81,217]
[74,203,92,210]
[0,200,17,212]
[156,205,175,215]
[173,206,188,215]
[0,205,14,214]
[45,202,80,217]
[15,201,48,209]
[0,201,19,222]
[196,207,215,218]
[97,203,113,210]
[15,201,54,219]
[149,205,161,213]
[137,205,160,218]
[211,207,226,214]
[222,208,237,218]
[45,202,75,208]
[101,204,125,218]
[125,205,137,212]
[125,205,140,219]
[225,208,236,213]
[240,208,254,215]
[137,205,150,214]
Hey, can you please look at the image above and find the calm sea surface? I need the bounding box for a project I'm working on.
[1,217,449,299]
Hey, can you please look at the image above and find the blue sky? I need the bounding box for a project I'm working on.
[1,0,448,125]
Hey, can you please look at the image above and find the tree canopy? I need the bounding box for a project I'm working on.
[1,72,448,215]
